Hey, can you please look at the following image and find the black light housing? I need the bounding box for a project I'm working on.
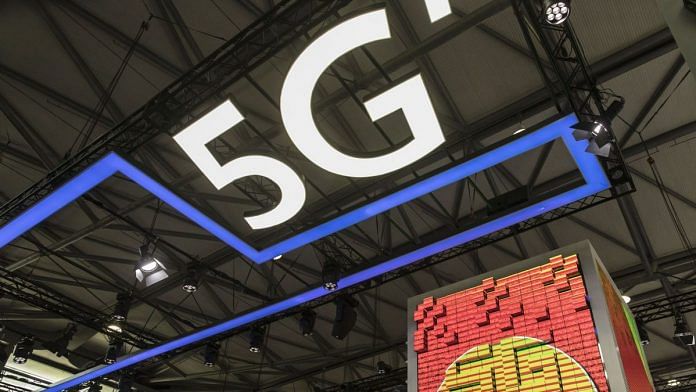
[543,0,571,25]
[571,99,624,158]
[331,296,358,340]
[118,373,134,392]
[105,339,123,364]
[248,326,265,353]
[299,310,317,337]
[135,243,169,286]
[203,342,220,367]
[685,0,696,13]
[12,336,34,364]
[182,267,200,293]
[674,318,695,346]
[636,319,650,346]
[112,293,131,322]
[322,259,341,291]
[377,360,392,375]
[44,323,77,357]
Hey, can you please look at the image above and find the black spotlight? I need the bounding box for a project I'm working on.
[572,99,624,158]
[182,267,200,293]
[299,310,317,337]
[203,342,220,367]
[332,296,358,340]
[543,0,571,25]
[0,343,9,370]
[674,318,695,346]
[636,319,650,346]
[105,339,123,364]
[135,243,169,286]
[685,0,696,14]
[322,259,341,291]
[44,323,77,358]
[118,373,134,392]
[112,293,131,322]
[12,336,34,364]
[248,326,265,353]
[377,360,392,375]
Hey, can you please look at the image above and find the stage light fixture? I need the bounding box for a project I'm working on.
[332,296,358,340]
[248,326,265,353]
[674,318,695,346]
[87,381,102,392]
[668,379,681,387]
[685,0,696,13]
[135,244,169,286]
[636,319,650,346]
[106,321,123,335]
[203,342,220,367]
[377,360,392,375]
[112,293,130,322]
[44,323,77,357]
[322,259,341,291]
[117,374,133,392]
[571,99,624,157]
[299,310,317,336]
[543,0,571,25]
[105,339,123,364]
[622,295,631,304]
[12,336,34,364]
[182,267,200,293]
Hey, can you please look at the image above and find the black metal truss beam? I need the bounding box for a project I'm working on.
[319,367,407,392]
[0,0,352,222]
[655,374,696,391]
[632,289,696,323]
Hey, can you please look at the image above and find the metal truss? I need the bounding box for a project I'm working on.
[0,266,159,348]
[655,375,696,391]
[0,0,352,223]
[320,367,407,392]
[632,289,696,323]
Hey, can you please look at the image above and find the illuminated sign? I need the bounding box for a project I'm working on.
[0,2,619,389]
[408,242,653,392]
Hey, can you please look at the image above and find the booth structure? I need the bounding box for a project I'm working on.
[407,241,653,392]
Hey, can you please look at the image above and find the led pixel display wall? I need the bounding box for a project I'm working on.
[407,241,653,392]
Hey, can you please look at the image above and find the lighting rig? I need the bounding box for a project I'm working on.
[12,336,34,364]
[631,289,696,322]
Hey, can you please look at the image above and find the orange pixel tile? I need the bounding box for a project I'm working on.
[412,255,608,392]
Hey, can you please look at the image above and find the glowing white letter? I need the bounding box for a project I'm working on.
[173,100,305,230]
[280,9,446,178]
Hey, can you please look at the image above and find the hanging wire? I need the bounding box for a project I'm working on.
[67,14,154,155]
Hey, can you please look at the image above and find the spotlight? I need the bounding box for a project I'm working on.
[543,0,571,25]
[118,373,134,392]
[182,267,200,293]
[248,326,265,353]
[332,296,358,340]
[622,295,631,304]
[685,0,696,14]
[106,320,124,334]
[673,318,695,346]
[299,310,317,337]
[322,258,341,291]
[135,244,169,286]
[112,293,131,322]
[105,339,123,364]
[668,379,681,387]
[273,254,283,261]
[12,336,34,364]
[636,319,650,346]
[377,360,392,375]
[571,99,624,158]
[87,381,102,392]
[0,343,9,369]
[44,323,77,357]
[203,342,220,367]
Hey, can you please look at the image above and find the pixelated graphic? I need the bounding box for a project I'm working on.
[414,255,608,392]
[438,337,597,391]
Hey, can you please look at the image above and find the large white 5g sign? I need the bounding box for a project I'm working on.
[174,8,447,230]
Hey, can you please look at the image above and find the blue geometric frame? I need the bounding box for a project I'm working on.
[1,114,609,390]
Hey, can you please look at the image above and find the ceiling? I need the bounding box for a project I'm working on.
[0,0,695,390]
